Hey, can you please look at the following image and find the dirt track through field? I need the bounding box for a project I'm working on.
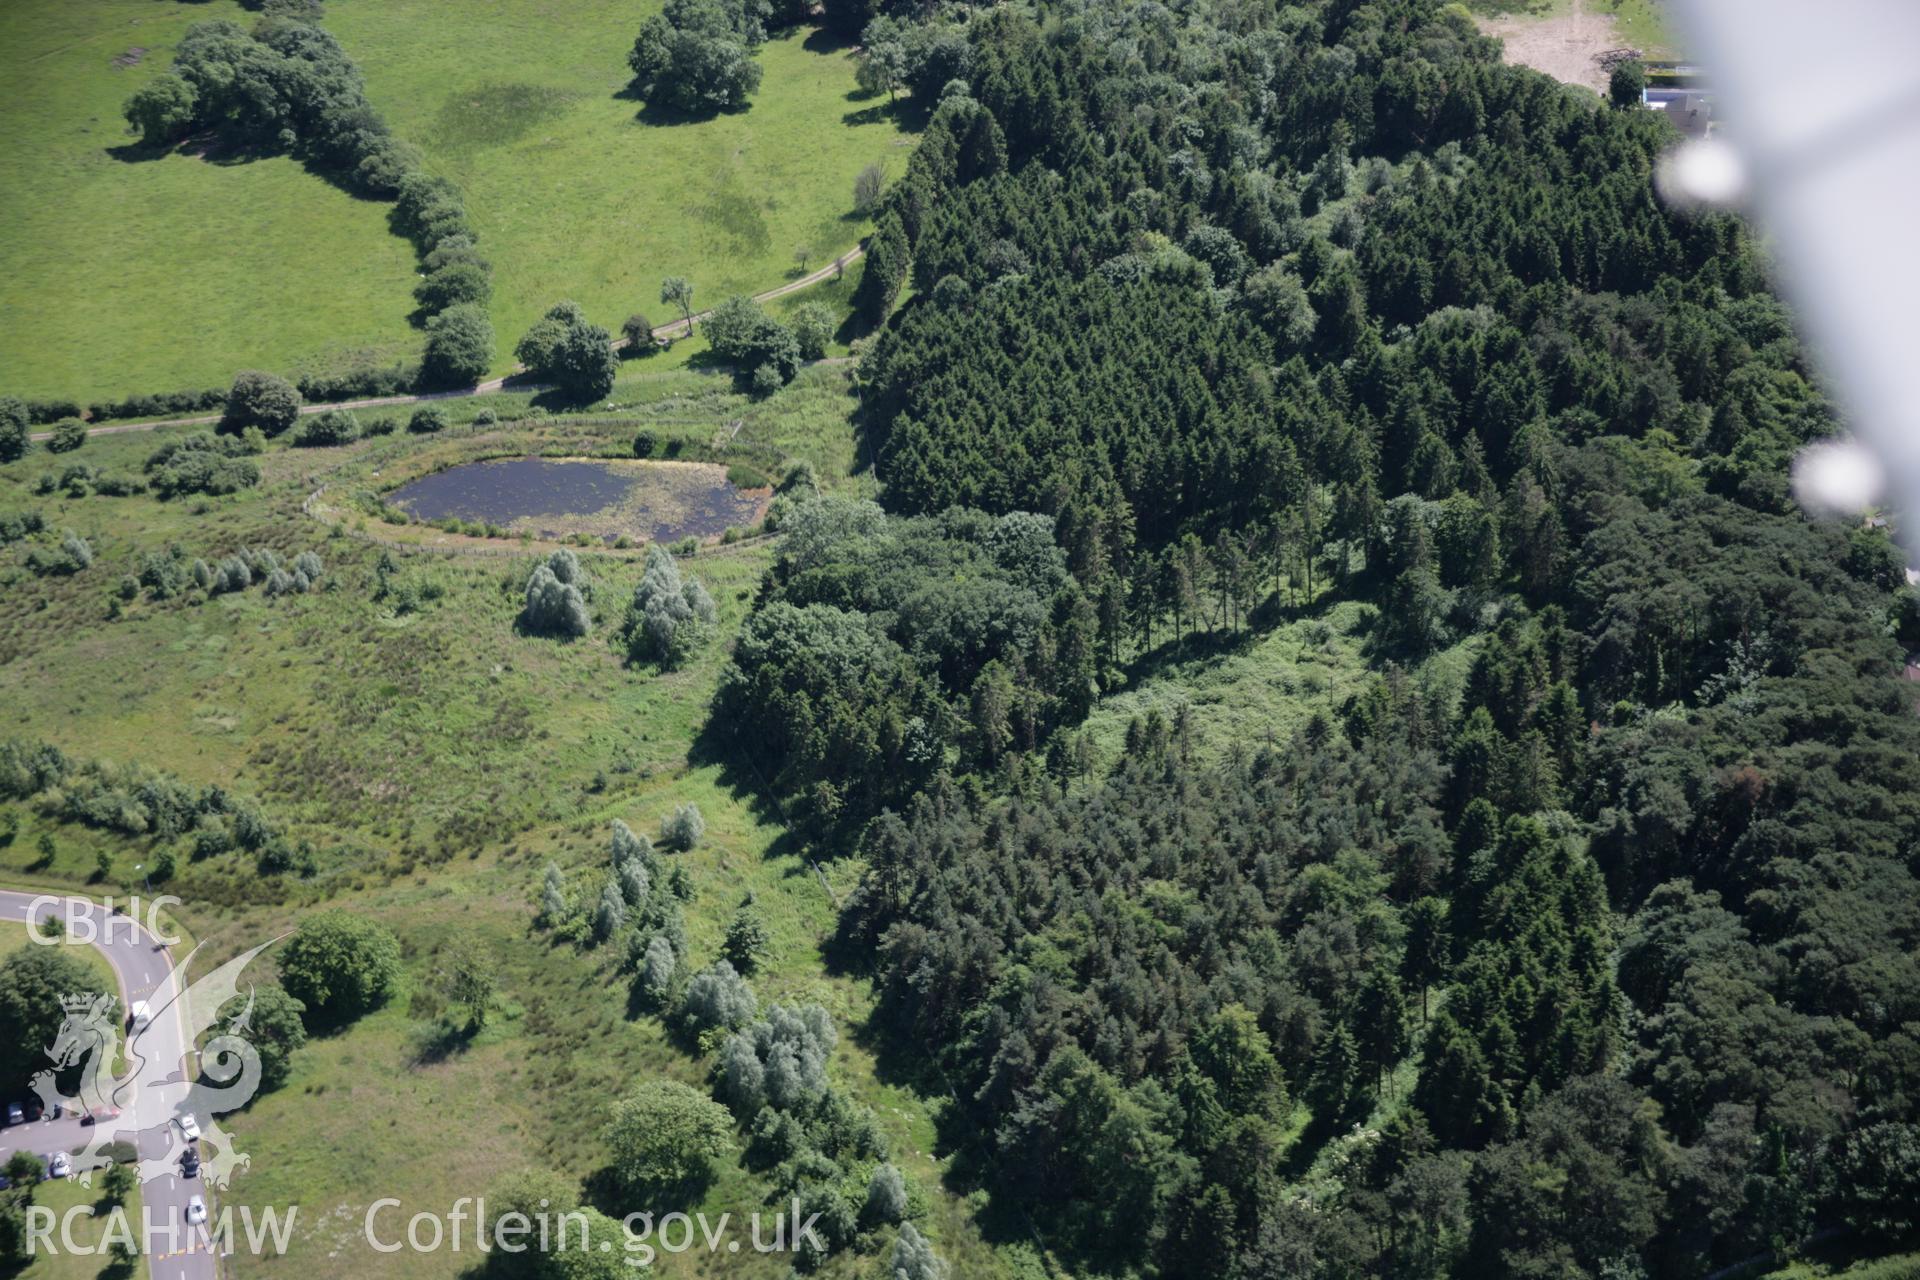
[30,243,866,441]
[1477,0,1620,95]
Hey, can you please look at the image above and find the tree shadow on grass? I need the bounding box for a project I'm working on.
[106,140,174,165]
[407,1019,481,1067]
[801,26,856,55]
[687,716,827,884]
[581,1163,715,1219]
[618,85,753,128]
[623,975,667,1023]
[841,103,895,128]
[299,1002,377,1040]
[840,1003,1066,1254]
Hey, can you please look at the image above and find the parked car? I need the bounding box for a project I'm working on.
[48,1152,72,1179]
[186,1195,207,1225]
[4,1103,21,1127]
[176,1114,201,1142]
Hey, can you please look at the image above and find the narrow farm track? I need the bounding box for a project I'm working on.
[29,243,866,442]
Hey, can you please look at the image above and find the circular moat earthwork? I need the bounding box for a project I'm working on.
[384,456,771,544]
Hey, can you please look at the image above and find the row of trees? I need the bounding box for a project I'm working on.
[122,8,497,388]
[0,401,87,461]
[530,820,940,1275]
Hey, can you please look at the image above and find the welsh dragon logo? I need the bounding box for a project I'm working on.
[33,937,283,1189]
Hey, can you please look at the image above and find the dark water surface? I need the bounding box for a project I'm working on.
[389,457,632,524]
[387,456,762,542]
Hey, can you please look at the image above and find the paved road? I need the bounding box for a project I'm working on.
[30,243,867,442]
[0,892,216,1280]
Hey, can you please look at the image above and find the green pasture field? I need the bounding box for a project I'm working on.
[326,0,911,376]
[0,0,421,405]
[0,0,905,408]
[0,378,1009,1278]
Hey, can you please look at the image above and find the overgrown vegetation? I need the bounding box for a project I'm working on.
[695,1,1920,1276]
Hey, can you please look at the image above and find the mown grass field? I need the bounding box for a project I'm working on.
[324,1,911,376]
[0,373,1005,1279]
[0,0,421,404]
[0,0,906,406]
[7,1178,146,1280]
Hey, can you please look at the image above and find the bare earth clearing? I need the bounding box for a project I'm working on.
[1477,0,1619,94]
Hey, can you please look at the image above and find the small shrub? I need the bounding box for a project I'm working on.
[221,370,301,436]
[522,549,590,637]
[682,960,755,1031]
[409,404,449,434]
[622,314,656,354]
[47,419,89,454]
[722,905,769,973]
[789,302,835,362]
[660,801,705,851]
[294,408,359,447]
[622,546,716,667]
[854,162,885,213]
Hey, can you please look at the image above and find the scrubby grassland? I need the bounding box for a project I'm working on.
[327,0,911,376]
[0,0,420,403]
[0,372,1005,1278]
[1080,598,1481,771]
[0,369,867,876]
[1598,0,1681,55]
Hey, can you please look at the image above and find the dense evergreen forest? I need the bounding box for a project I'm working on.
[721,0,1920,1274]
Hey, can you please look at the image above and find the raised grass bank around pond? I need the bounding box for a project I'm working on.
[384,456,770,545]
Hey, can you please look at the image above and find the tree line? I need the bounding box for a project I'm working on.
[122,5,498,388]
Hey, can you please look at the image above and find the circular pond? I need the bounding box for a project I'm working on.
[386,457,768,543]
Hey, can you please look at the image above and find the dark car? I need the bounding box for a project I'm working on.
[180,1148,200,1178]
[21,1099,42,1122]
